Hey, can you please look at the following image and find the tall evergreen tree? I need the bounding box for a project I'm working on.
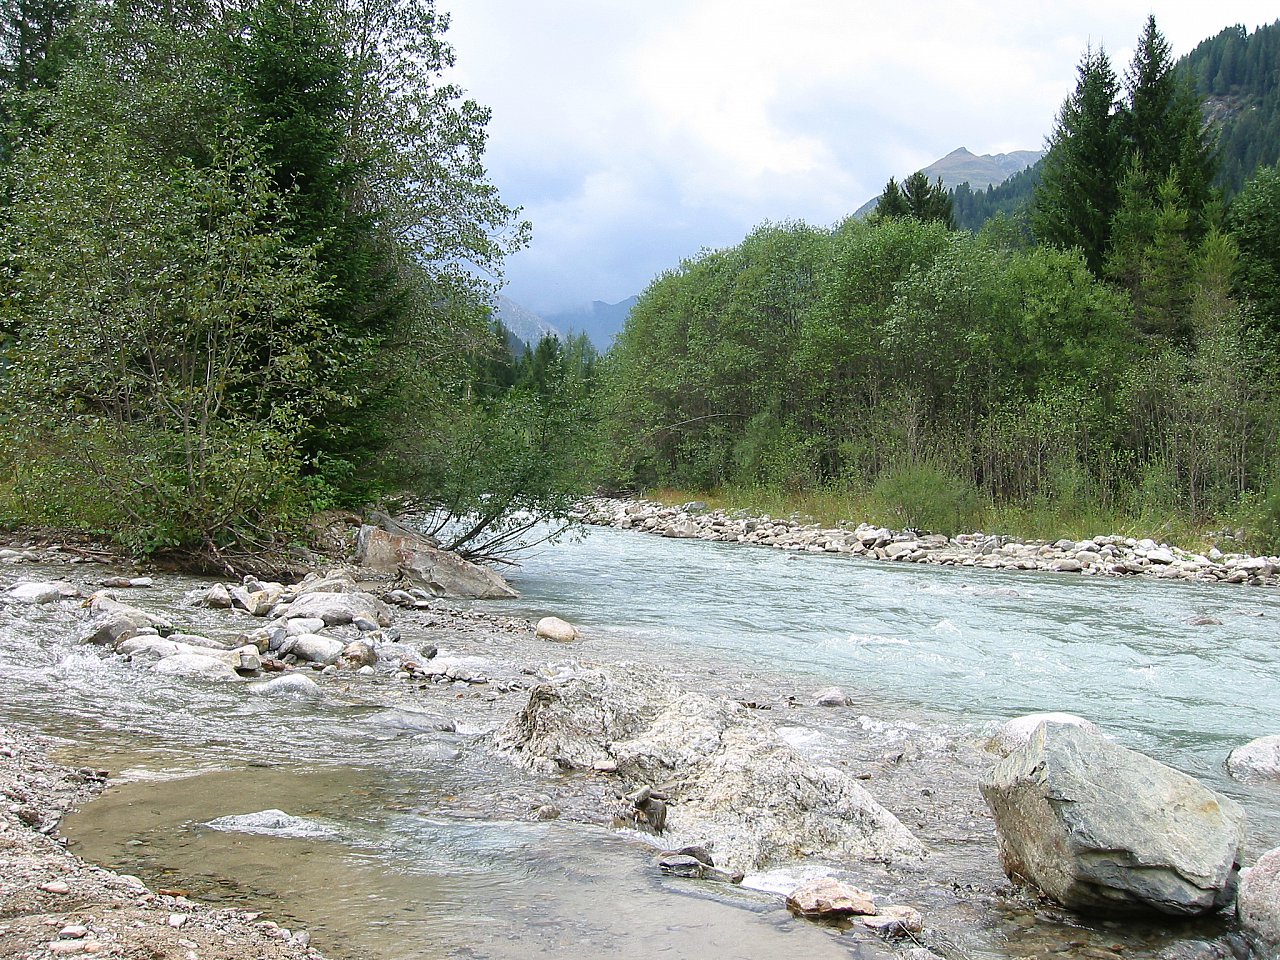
[900,170,954,228]
[875,176,910,219]
[1032,45,1122,274]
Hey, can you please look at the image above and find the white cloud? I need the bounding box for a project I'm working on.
[445,0,1280,312]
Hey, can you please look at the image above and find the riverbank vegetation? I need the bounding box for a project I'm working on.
[594,17,1280,553]
[0,0,589,563]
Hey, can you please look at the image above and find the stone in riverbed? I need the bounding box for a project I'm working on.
[79,611,158,647]
[286,634,346,666]
[1238,848,1280,954]
[1227,735,1280,782]
[535,616,580,642]
[150,653,242,681]
[247,673,324,700]
[7,581,73,604]
[279,592,392,628]
[980,724,1244,915]
[858,904,924,936]
[815,687,852,707]
[785,877,877,918]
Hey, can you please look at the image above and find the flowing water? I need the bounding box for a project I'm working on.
[2,525,1278,960]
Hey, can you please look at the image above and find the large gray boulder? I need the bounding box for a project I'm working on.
[988,712,1100,756]
[494,667,923,871]
[980,725,1244,915]
[1226,735,1280,782]
[1238,848,1280,953]
[356,523,516,599]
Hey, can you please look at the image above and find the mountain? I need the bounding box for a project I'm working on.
[490,294,561,347]
[542,296,639,351]
[854,147,1044,219]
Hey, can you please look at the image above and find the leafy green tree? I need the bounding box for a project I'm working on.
[1229,162,1280,339]
[1032,45,1122,274]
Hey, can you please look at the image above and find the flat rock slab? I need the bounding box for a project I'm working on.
[981,724,1244,916]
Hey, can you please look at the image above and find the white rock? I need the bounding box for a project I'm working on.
[288,634,346,665]
[247,673,324,700]
[1239,848,1280,953]
[1227,735,1280,782]
[535,616,580,642]
[7,581,66,604]
[150,654,242,681]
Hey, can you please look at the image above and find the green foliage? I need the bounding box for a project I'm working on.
[1229,162,1280,337]
[867,457,985,536]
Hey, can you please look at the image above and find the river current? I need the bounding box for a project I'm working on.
[2,524,1277,960]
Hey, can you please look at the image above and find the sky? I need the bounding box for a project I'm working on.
[445,1,1278,316]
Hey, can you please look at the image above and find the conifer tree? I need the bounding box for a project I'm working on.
[1032,45,1121,274]
[901,170,954,228]
[875,176,910,219]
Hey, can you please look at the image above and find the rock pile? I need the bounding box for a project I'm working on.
[578,498,1280,586]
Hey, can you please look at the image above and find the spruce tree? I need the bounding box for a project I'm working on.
[1032,45,1121,274]
[901,170,954,228]
[875,176,910,219]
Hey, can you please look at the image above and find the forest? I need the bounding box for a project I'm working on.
[597,17,1280,549]
[2,5,1280,560]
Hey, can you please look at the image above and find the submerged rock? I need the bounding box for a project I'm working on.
[203,809,337,839]
[150,653,242,681]
[980,724,1244,915]
[1226,735,1280,782]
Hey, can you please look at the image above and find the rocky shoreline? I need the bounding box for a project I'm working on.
[0,521,1278,959]
[576,497,1280,587]
[0,725,325,960]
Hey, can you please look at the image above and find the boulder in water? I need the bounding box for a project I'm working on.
[287,634,346,666]
[247,673,324,700]
[535,616,580,642]
[988,712,1101,756]
[80,611,157,647]
[279,592,391,628]
[1226,735,1280,782]
[1238,847,1280,954]
[980,724,1244,915]
[7,581,72,604]
[150,653,242,681]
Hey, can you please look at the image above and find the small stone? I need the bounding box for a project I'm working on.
[816,686,852,707]
[786,877,877,918]
[168,914,187,928]
[859,904,924,936]
[534,804,561,821]
[39,880,71,894]
[657,853,706,878]
[357,665,375,676]
[58,925,90,939]
[592,759,618,773]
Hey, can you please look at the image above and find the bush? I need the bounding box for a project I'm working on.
[867,457,985,535]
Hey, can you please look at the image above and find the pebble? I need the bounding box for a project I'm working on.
[167,913,188,928]
[59,925,90,939]
[39,879,71,894]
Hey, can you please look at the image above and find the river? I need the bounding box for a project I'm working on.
[2,524,1277,960]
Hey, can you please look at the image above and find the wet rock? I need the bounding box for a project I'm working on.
[202,583,233,608]
[247,673,324,700]
[988,712,1101,757]
[535,616,581,642]
[534,804,561,821]
[815,687,852,707]
[656,853,705,877]
[1226,735,1280,782]
[80,611,158,647]
[7,581,68,604]
[785,877,877,918]
[361,709,455,734]
[494,668,672,771]
[280,592,392,628]
[88,594,173,632]
[283,617,326,637]
[150,653,242,681]
[340,640,378,668]
[287,634,346,665]
[980,724,1245,915]
[858,904,924,937]
[229,584,283,617]
[167,632,232,651]
[1238,847,1280,954]
[398,541,519,600]
[292,571,359,596]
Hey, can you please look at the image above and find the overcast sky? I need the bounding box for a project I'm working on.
[446,2,1277,315]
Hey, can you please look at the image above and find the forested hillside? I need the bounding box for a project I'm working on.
[1183,19,1280,194]
[600,16,1280,547]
